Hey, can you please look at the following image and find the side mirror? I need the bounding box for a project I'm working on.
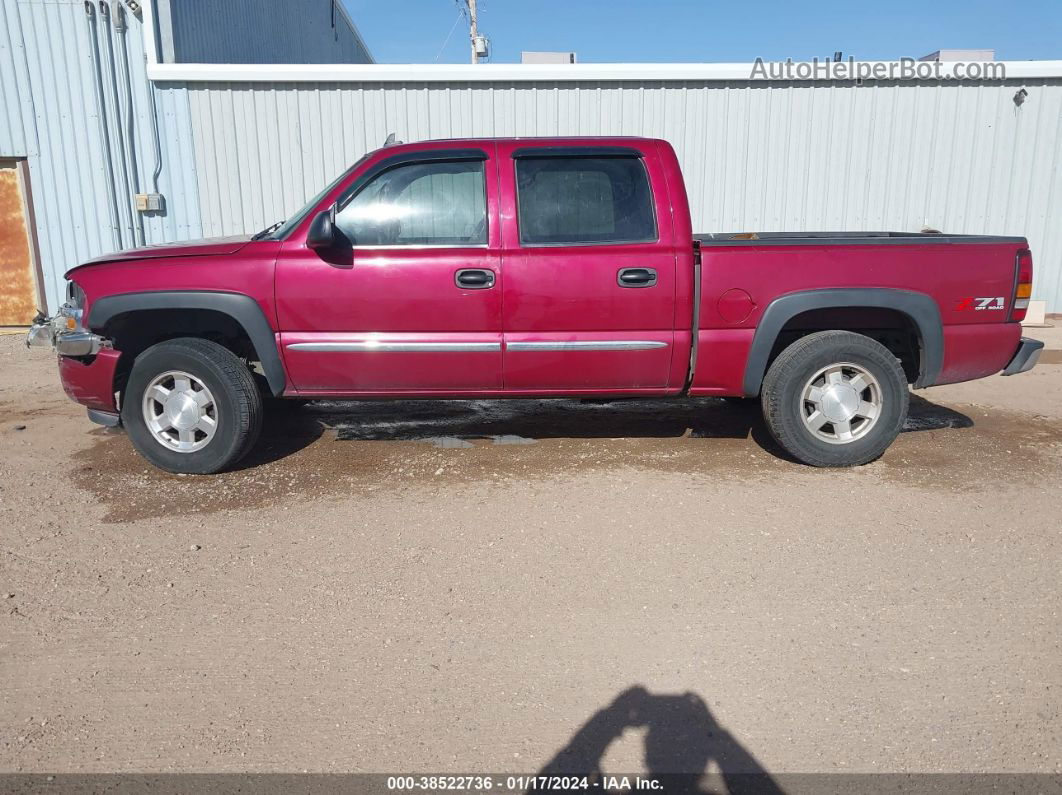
[306,208,340,251]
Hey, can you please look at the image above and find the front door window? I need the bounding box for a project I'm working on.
[336,160,487,247]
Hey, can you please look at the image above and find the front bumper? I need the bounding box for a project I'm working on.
[26,313,120,415]
[1001,336,1044,376]
[26,318,107,357]
[58,350,122,413]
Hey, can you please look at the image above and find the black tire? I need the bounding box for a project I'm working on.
[121,337,263,474]
[760,330,908,467]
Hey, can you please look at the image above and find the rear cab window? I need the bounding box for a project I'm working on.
[515,155,657,246]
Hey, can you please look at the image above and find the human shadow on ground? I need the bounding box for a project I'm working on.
[536,686,784,794]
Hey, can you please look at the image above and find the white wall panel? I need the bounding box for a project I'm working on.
[184,78,1062,309]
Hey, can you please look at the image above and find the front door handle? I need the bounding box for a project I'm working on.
[455,268,495,289]
[617,267,658,288]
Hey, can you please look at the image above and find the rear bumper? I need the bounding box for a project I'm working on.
[1001,337,1044,376]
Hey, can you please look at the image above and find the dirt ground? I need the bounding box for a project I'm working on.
[2,329,1061,777]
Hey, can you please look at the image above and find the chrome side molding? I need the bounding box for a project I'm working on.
[286,340,668,353]
[506,340,668,351]
[287,341,502,352]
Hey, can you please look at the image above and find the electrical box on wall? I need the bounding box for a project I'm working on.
[134,193,164,213]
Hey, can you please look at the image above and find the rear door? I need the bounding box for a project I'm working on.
[497,142,678,392]
[276,145,503,394]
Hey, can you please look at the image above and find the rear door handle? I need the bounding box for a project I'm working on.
[617,267,658,288]
[455,268,495,289]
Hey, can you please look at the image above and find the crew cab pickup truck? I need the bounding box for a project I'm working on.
[27,136,1043,474]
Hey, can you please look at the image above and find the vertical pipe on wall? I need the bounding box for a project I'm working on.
[139,0,166,196]
[144,78,164,198]
[98,1,140,247]
[83,1,124,250]
[114,2,147,244]
[146,83,164,196]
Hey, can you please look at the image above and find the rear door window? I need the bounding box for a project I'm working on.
[515,156,656,245]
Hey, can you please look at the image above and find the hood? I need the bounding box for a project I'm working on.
[68,235,252,273]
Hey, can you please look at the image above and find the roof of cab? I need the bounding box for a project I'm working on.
[379,135,659,152]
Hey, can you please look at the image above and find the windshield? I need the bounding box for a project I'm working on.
[262,157,368,241]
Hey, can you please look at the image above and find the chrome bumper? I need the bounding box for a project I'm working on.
[1001,337,1044,376]
[26,317,108,357]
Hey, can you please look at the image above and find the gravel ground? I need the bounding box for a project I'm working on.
[1,329,1061,776]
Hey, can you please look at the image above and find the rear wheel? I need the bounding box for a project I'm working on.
[760,330,908,467]
[121,337,263,474]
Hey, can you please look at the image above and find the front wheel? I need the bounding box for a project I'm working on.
[760,330,909,467]
[121,338,263,474]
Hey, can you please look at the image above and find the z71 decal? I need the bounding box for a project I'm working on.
[955,296,1006,311]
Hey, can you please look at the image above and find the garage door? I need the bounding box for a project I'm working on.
[0,162,38,326]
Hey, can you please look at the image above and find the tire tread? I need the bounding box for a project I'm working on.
[121,337,263,474]
[760,330,909,467]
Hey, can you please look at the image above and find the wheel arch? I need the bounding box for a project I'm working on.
[87,291,286,396]
[742,288,943,397]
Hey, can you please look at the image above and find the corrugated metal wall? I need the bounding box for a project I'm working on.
[155,0,372,65]
[5,0,1062,311]
[0,0,202,312]
[182,79,1062,310]
[0,0,36,159]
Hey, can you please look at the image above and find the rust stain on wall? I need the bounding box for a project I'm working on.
[0,165,37,326]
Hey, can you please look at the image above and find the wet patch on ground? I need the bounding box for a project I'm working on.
[878,402,1062,490]
[71,395,1062,523]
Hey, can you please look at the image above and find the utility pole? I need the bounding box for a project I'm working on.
[467,0,479,64]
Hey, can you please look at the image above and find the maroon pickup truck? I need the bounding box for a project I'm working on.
[27,136,1042,473]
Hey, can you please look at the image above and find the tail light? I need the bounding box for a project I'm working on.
[1011,249,1033,323]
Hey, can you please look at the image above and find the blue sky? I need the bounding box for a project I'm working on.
[344,0,1061,64]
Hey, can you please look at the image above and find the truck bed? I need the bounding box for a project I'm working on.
[688,230,1030,397]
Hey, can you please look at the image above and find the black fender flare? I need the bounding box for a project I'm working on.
[742,288,943,396]
[87,290,287,396]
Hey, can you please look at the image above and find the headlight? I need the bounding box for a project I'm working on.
[60,281,86,331]
[66,280,84,306]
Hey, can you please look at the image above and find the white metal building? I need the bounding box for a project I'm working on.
[3,0,1062,318]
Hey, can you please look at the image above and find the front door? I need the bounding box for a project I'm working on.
[497,142,678,392]
[275,146,502,394]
